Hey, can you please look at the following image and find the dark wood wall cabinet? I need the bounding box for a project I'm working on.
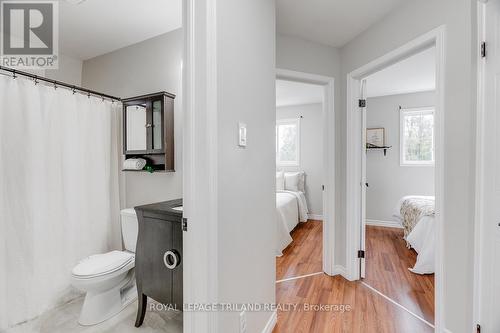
[134,199,183,327]
[123,92,175,172]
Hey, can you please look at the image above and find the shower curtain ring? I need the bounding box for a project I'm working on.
[87,92,91,98]
[12,70,17,79]
[72,86,76,94]
[53,82,57,90]
[34,76,38,85]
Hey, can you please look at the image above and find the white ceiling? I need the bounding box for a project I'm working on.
[365,47,436,98]
[59,0,182,60]
[276,0,408,47]
[276,80,323,107]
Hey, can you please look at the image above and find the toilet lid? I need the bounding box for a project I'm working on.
[72,251,134,278]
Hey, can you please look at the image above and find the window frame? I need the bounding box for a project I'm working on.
[399,107,435,166]
[276,118,301,167]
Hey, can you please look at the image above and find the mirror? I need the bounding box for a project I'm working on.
[126,104,147,151]
[152,100,162,150]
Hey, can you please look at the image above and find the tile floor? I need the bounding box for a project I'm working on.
[6,297,182,333]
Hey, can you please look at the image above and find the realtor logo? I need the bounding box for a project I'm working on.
[0,0,58,69]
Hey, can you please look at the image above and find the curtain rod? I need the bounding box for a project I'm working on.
[0,65,121,101]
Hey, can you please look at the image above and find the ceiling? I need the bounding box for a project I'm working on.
[59,0,182,60]
[276,80,323,107]
[365,47,436,98]
[276,0,408,47]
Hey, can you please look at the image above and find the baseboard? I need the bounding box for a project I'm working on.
[365,219,402,229]
[332,265,348,278]
[261,310,277,333]
[308,214,323,220]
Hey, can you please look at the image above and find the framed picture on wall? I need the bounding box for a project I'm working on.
[366,128,385,147]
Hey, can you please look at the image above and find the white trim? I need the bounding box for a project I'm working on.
[345,25,446,332]
[307,214,323,220]
[365,219,403,229]
[473,1,486,332]
[260,311,277,333]
[276,69,336,277]
[183,0,219,332]
[332,265,349,279]
[276,271,323,283]
[276,118,301,167]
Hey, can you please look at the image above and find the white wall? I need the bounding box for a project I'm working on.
[277,103,323,216]
[81,29,183,208]
[45,54,83,86]
[215,1,276,332]
[339,1,477,331]
[366,91,435,222]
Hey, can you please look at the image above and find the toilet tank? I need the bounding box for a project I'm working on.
[121,208,138,252]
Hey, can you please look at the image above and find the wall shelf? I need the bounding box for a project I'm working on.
[366,145,392,156]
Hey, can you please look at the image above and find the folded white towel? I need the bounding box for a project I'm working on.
[123,158,147,170]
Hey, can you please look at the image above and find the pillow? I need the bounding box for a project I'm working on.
[284,171,305,192]
[276,171,285,191]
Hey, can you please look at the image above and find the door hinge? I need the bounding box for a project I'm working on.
[477,324,481,333]
[182,217,188,232]
[481,42,486,58]
[358,99,366,108]
[358,250,365,258]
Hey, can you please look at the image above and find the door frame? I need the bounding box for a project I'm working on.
[473,0,490,331]
[182,0,220,332]
[276,68,336,275]
[345,26,446,331]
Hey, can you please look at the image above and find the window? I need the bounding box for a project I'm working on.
[276,118,300,166]
[400,108,435,166]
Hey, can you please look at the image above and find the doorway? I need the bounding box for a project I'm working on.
[345,27,446,331]
[275,69,335,276]
[360,46,437,327]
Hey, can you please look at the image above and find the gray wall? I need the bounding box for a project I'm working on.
[81,29,183,208]
[216,0,276,331]
[277,103,323,216]
[339,1,477,331]
[366,91,435,222]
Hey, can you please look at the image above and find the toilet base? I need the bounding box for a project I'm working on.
[78,271,137,326]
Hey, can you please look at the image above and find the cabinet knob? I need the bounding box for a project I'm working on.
[163,250,181,269]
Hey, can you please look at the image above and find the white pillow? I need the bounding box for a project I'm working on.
[276,171,285,191]
[284,171,305,192]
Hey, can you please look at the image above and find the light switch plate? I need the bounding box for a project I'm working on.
[238,122,247,147]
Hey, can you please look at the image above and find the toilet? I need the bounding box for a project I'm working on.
[71,208,138,325]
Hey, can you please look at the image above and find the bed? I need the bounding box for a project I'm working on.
[393,195,435,274]
[275,171,309,256]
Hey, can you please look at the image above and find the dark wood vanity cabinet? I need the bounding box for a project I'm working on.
[123,92,175,172]
[134,199,183,327]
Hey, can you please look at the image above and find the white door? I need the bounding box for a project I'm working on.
[360,79,367,279]
[479,0,500,330]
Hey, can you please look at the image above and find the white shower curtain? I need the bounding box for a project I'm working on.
[0,74,121,331]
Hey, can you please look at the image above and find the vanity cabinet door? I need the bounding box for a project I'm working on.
[136,216,175,305]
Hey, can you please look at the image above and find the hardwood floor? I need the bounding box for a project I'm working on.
[274,274,432,333]
[276,220,322,281]
[274,221,434,332]
[364,226,435,324]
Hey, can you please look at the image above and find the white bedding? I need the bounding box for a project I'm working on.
[276,190,308,256]
[393,196,435,274]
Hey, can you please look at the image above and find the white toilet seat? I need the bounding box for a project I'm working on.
[72,250,134,279]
